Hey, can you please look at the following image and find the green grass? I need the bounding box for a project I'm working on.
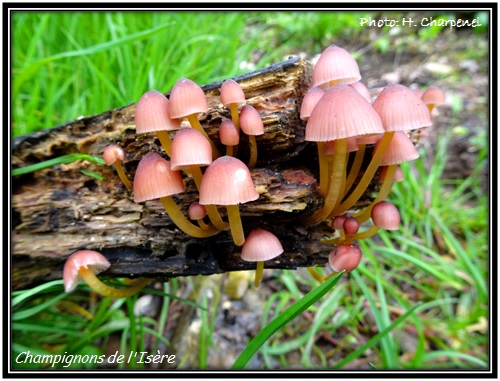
[10,10,489,372]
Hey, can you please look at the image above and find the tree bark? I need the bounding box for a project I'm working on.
[11,57,381,290]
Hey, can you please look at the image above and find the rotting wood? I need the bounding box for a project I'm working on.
[11,57,385,290]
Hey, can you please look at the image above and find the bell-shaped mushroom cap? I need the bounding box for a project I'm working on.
[239,105,264,136]
[312,45,362,89]
[63,250,111,293]
[300,87,325,121]
[199,156,259,206]
[349,81,371,103]
[372,84,432,132]
[328,244,362,272]
[170,128,212,170]
[305,85,385,142]
[421,85,445,107]
[371,201,401,230]
[133,152,184,203]
[135,90,181,133]
[220,79,246,106]
[375,131,420,166]
[219,119,240,146]
[168,78,208,119]
[103,144,125,166]
[241,228,284,262]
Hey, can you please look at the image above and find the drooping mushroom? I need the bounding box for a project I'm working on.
[102,144,132,190]
[240,228,284,287]
[133,152,218,238]
[134,90,181,156]
[199,156,259,246]
[63,250,151,298]
[328,244,363,273]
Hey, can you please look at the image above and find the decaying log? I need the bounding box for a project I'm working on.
[11,57,382,290]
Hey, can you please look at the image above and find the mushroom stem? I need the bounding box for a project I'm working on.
[353,164,396,223]
[226,204,245,246]
[307,266,324,283]
[114,160,132,191]
[254,261,264,287]
[349,225,380,241]
[155,130,173,156]
[331,131,395,217]
[344,144,366,195]
[78,267,151,298]
[160,196,219,238]
[247,135,258,168]
[187,165,229,231]
[304,138,348,225]
[186,114,221,159]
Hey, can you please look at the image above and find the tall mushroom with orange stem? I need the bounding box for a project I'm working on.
[239,104,264,168]
[199,156,259,246]
[133,152,218,238]
[135,90,181,156]
[241,228,284,287]
[103,144,132,190]
[170,128,228,231]
[303,85,385,226]
[332,84,432,217]
[63,250,152,298]
[168,78,220,159]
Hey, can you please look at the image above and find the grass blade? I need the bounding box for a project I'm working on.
[231,272,344,369]
[12,154,105,176]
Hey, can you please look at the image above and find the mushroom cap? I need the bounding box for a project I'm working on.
[349,81,372,103]
[375,131,420,166]
[241,228,284,262]
[312,45,362,89]
[188,201,207,220]
[199,156,259,206]
[239,105,264,136]
[421,85,445,107]
[371,201,401,230]
[305,85,385,142]
[372,84,433,132]
[219,119,240,146]
[63,250,111,293]
[300,87,325,121]
[170,127,212,170]
[103,144,125,166]
[168,78,208,118]
[135,90,181,133]
[220,79,246,106]
[133,152,184,203]
[328,244,362,272]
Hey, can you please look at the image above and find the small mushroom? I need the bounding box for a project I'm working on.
[103,144,132,190]
[241,228,284,287]
[239,105,264,168]
[63,250,151,298]
[328,243,362,273]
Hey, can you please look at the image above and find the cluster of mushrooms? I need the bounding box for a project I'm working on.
[63,45,444,298]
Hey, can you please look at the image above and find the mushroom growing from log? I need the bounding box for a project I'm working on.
[63,250,151,298]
